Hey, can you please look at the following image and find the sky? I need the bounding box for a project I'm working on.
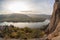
[0,0,55,15]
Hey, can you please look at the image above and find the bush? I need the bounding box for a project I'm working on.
[0,25,45,39]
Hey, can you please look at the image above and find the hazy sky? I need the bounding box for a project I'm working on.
[0,0,54,15]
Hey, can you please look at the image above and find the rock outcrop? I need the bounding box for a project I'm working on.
[46,0,60,40]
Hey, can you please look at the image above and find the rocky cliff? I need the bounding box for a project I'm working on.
[46,0,60,40]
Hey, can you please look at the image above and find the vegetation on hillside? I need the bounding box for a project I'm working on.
[0,25,46,39]
[0,14,50,22]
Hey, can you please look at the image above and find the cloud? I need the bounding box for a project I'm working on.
[27,0,54,14]
[0,0,54,15]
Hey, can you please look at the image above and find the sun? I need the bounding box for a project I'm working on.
[5,2,30,13]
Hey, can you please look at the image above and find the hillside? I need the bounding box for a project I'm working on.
[27,14,51,19]
[0,14,51,22]
[0,14,30,22]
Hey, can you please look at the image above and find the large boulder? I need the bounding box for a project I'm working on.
[46,0,60,40]
[52,36,60,40]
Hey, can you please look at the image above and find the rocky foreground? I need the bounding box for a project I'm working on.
[0,38,47,40]
[45,0,60,40]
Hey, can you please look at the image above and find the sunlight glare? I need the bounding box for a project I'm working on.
[6,2,30,13]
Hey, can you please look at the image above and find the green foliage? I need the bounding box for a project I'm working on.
[0,25,45,39]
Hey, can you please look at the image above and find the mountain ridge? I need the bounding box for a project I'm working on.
[0,13,51,22]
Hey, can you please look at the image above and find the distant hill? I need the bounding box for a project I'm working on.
[0,14,51,22]
[27,14,51,19]
[0,14,31,22]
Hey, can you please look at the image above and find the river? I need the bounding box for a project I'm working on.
[0,19,50,28]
